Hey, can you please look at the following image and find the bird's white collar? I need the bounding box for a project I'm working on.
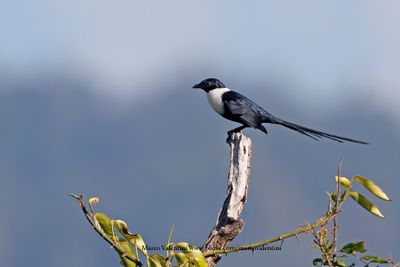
[206,87,231,115]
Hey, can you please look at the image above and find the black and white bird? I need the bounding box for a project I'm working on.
[193,78,368,144]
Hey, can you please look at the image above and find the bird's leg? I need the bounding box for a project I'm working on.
[228,125,247,135]
[226,126,247,143]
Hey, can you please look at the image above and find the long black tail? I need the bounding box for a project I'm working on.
[267,116,369,144]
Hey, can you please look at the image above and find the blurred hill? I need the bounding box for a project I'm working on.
[0,73,398,267]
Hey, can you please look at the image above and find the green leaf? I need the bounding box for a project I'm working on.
[349,192,384,218]
[94,213,114,236]
[330,192,338,202]
[340,241,367,254]
[190,258,207,267]
[172,242,206,267]
[313,258,324,266]
[174,242,204,260]
[93,215,139,266]
[174,252,189,265]
[148,254,166,267]
[335,260,346,267]
[353,176,390,201]
[361,255,390,264]
[119,257,138,267]
[114,220,147,256]
[335,176,352,187]
[118,239,138,267]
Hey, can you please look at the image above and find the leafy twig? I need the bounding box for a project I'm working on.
[68,194,142,266]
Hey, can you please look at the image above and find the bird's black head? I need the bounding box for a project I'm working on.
[192,78,226,92]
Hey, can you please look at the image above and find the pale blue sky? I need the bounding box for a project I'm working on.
[1,1,399,102]
[1,0,400,132]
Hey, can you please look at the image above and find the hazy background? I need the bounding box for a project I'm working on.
[0,1,399,266]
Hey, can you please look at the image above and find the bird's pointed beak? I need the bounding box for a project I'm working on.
[192,83,201,89]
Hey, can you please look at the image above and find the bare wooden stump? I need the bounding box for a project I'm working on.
[202,132,252,267]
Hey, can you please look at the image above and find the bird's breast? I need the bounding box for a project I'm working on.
[207,88,231,115]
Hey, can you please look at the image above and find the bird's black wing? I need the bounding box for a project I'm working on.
[222,91,271,127]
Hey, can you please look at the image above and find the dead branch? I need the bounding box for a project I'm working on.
[202,132,252,267]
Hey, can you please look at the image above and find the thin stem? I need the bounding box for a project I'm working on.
[332,159,343,261]
[312,227,334,267]
[203,212,337,257]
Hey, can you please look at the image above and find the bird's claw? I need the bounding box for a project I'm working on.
[226,129,239,143]
[226,131,234,143]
